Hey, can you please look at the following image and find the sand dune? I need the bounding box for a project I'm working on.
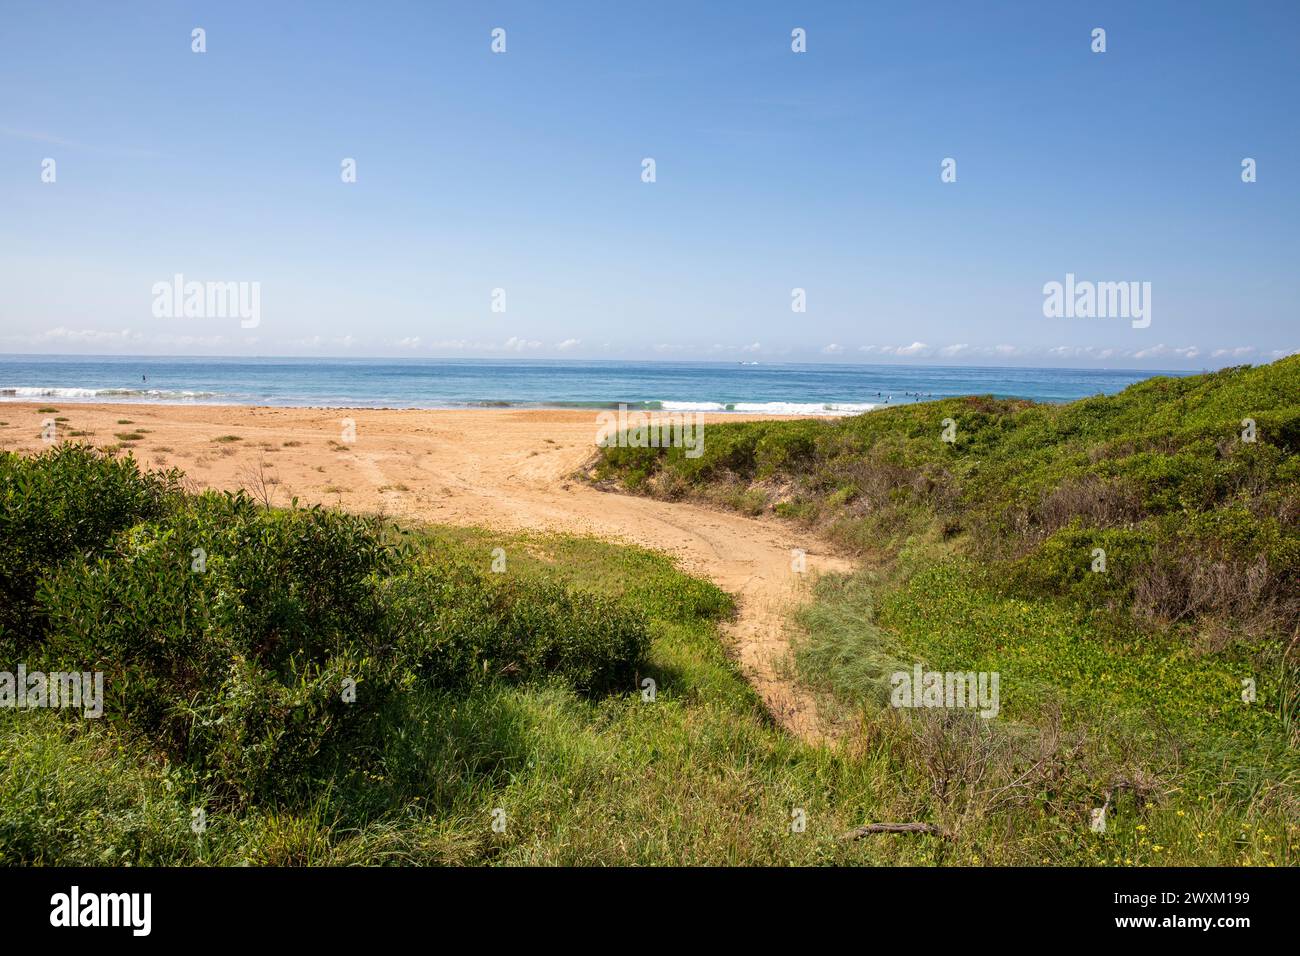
[1,403,853,741]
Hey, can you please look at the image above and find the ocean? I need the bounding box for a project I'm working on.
[0,355,1187,414]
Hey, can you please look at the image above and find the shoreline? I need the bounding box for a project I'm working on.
[0,399,821,418]
[0,397,873,415]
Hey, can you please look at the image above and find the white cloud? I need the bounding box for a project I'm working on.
[289,334,356,350]
[5,326,142,345]
[1123,344,1199,360]
[503,336,541,352]
[554,338,581,351]
[822,343,843,354]
[849,342,1252,365]
[860,342,932,357]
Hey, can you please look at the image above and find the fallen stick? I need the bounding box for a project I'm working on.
[839,822,952,841]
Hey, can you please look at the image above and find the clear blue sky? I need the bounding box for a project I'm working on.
[2,0,1296,367]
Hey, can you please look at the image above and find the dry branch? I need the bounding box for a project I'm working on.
[838,822,953,841]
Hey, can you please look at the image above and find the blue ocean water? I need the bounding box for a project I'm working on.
[0,355,1188,413]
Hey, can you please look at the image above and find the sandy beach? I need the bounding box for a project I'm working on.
[0,402,851,740]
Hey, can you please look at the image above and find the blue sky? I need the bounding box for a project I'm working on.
[2,0,1296,367]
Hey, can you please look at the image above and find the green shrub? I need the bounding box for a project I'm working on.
[36,491,397,803]
[383,566,650,696]
[0,445,181,651]
[13,445,653,805]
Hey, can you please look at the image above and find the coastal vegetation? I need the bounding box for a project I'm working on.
[0,357,1295,865]
[592,356,1300,862]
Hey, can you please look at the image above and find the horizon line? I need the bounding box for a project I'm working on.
[0,351,1213,376]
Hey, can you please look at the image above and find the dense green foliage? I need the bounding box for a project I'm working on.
[594,356,1300,641]
[0,445,182,648]
[1,446,650,806]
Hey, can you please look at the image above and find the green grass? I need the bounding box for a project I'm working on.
[4,515,1294,865]
[792,559,1298,865]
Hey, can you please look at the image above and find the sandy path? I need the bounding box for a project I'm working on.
[1,404,852,742]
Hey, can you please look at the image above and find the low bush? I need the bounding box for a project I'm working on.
[0,444,182,651]
[7,446,651,805]
[382,567,649,695]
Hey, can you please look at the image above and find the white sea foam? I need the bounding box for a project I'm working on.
[658,401,726,411]
[0,385,881,415]
[0,386,104,398]
[658,400,879,416]
[0,386,217,401]
[730,401,879,415]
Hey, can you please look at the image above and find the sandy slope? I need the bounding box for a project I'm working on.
[1,404,853,742]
